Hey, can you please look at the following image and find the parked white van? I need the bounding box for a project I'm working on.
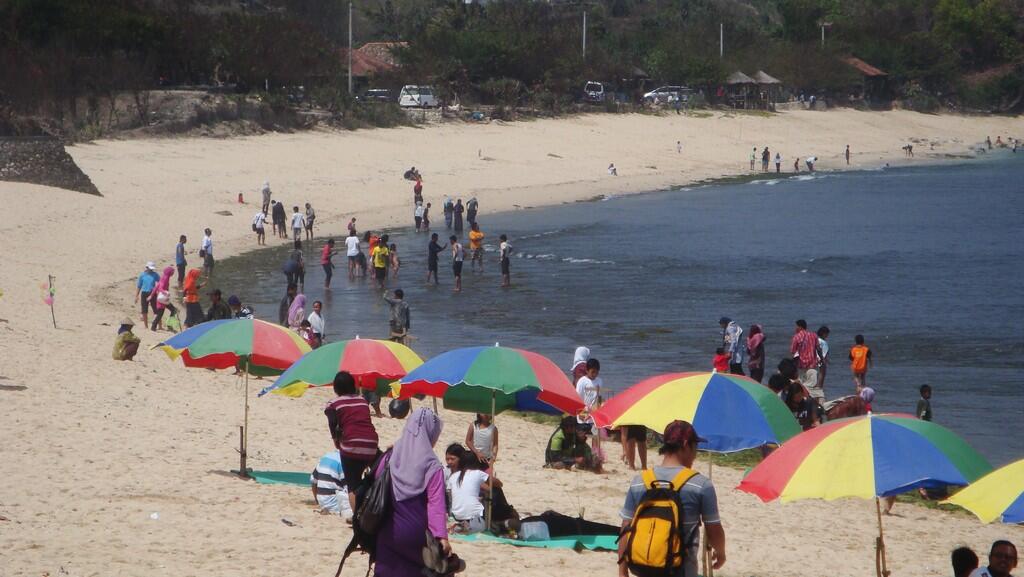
[398,85,438,108]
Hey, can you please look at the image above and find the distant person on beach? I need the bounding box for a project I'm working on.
[761,147,770,171]
[324,370,380,515]
[466,197,479,226]
[805,156,817,171]
[791,320,822,405]
[310,450,351,519]
[443,196,454,229]
[321,239,337,288]
[134,261,160,327]
[149,266,176,331]
[793,157,800,172]
[450,235,464,292]
[113,318,141,361]
[286,293,306,329]
[415,203,425,232]
[845,145,851,165]
[917,384,933,421]
[986,136,993,150]
[371,238,390,289]
[348,217,357,237]
[903,144,914,157]
[427,233,446,285]
[385,289,410,344]
[204,288,231,322]
[282,249,304,288]
[290,206,305,242]
[750,147,756,170]
[308,300,325,347]
[272,200,286,238]
[816,325,831,391]
[201,228,214,276]
[849,334,872,388]
[747,324,766,383]
[175,235,187,288]
[677,140,682,153]
[252,210,267,245]
[952,546,979,577]
[576,358,604,459]
[422,202,432,230]
[468,223,485,272]
[454,199,465,233]
[713,347,730,372]
[618,420,725,577]
[183,268,205,328]
[390,243,400,279]
[228,295,253,319]
[260,181,272,213]
[466,413,498,468]
[570,346,590,385]
[719,317,746,375]
[608,163,618,176]
[970,540,1017,577]
[414,179,424,206]
[499,234,512,287]
[404,166,422,181]
[774,152,781,173]
[304,203,315,241]
[345,231,360,278]
[278,283,297,326]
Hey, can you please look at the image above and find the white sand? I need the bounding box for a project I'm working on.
[0,109,1021,577]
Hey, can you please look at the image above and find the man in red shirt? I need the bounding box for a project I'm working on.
[790,319,823,407]
[325,371,380,514]
[321,238,337,289]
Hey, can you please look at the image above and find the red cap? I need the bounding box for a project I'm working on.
[662,420,706,446]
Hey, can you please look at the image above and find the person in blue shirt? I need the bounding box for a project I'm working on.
[134,262,161,327]
[175,235,187,288]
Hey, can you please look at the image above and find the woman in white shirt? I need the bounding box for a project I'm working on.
[466,413,498,468]
[447,452,501,534]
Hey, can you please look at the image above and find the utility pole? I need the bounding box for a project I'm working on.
[719,23,723,59]
[347,2,354,94]
[582,11,587,61]
[821,24,825,49]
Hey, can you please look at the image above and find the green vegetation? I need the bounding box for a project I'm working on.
[2,0,1021,136]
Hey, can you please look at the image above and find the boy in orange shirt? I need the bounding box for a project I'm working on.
[713,347,731,373]
[468,223,485,272]
[848,334,873,388]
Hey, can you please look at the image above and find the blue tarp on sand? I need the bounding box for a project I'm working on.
[249,471,308,486]
[453,532,617,552]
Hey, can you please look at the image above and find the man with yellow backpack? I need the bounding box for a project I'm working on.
[617,421,726,577]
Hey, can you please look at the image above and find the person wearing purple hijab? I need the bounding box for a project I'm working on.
[374,407,450,577]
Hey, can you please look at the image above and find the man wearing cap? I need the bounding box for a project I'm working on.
[205,289,231,322]
[618,421,725,577]
[134,262,161,327]
[718,317,746,376]
[228,295,254,319]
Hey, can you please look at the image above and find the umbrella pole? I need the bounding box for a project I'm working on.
[485,391,495,533]
[875,497,890,577]
[703,453,714,577]
[239,360,250,478]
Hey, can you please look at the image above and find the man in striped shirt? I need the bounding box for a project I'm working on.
[310,450,352,519]
[325,371,380,515]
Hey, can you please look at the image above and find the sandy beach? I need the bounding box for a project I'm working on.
[1,109,1022,577]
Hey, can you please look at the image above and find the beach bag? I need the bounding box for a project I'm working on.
[334,450,391,577]
[619,468,698,577]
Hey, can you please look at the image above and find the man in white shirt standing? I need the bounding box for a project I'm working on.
[252,210,267,245]
[307,300,325,348]
[201,228,214,276]
[345,231,361,278]
[290,206,305,243]
[575,358,603,456]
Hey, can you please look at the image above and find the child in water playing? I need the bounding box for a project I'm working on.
[389,243,400,279]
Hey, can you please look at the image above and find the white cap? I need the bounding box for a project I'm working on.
[145,261,156,270]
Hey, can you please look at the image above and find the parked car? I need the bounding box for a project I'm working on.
[643,86,691,104]
[398,85,438,108]
[357,88,393,103]
[583,81,613,103]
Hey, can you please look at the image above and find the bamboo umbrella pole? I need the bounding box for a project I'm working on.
[875,497,891,577]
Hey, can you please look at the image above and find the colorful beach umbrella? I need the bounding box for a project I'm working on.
[944,458,1024,524]
[257,338,423,398]
[737,413,993,577]
[398,345,584,415]
[155,318,311,376]
[591,372,801,453]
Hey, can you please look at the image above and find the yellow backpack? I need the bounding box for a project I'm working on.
[620,468,698,577]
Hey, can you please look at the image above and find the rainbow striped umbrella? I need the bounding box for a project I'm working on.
[258,338,423,398]
[155,318,310,376]
[591,372,801,453]
[944,458,1024,524]
[398,345,584,415]
[738,414,992,502]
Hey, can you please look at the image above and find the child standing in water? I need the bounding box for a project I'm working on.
[389,243,400,279]
[713,347,731,373]
[849,334,873,389]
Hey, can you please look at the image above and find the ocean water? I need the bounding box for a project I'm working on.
[216,153,1024,466]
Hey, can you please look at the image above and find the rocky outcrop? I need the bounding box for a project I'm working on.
[0,136,100,195]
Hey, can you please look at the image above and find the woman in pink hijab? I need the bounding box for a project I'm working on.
[150,266,177,331]
[746,324,766,383]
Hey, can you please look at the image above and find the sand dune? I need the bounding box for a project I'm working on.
[0,109,1021,577]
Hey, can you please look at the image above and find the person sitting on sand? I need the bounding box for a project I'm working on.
[782,381,817,430]
[112,318,141,361]
[228,295,254,319]
[545,417,602,472]
[970,540,1017,577]
[448,451,503,534]
[204,289,231,322]
[444,443,466,486]
[310,449,352,519]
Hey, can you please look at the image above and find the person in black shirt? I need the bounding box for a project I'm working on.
[204,289,232,322]
[426,233,447,285]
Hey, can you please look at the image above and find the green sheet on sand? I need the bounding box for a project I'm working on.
[249,471,308,486]
[453,532,618,552]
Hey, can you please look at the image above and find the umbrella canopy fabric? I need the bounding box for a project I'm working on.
[258,339,423,398]
[727,71,756,84]
[752,70,782,84]
[591,372,800,453]
[398,346,584,415]
[155,318,310,375]
[944,458,1024,523]
[738,414,992,502]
